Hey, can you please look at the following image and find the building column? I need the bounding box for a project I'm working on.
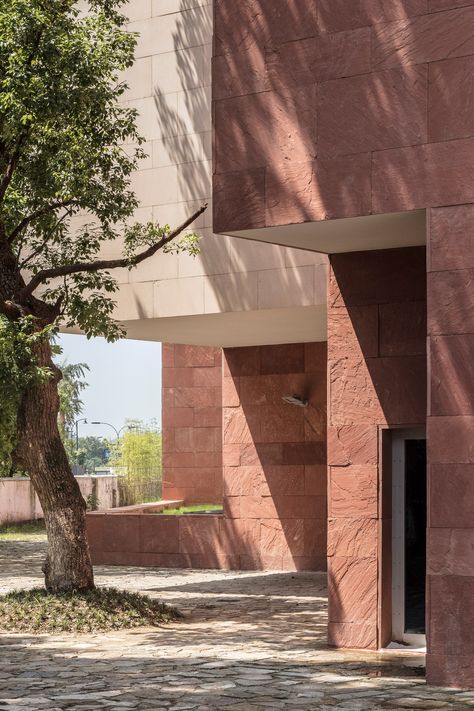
[426,206,474,687]
[327,247,427,650]
[162,343,223,504]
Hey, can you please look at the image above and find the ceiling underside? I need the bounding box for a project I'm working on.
[226,210,426,254]
[119,305,327,347]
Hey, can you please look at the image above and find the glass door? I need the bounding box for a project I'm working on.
[392,429,427,647]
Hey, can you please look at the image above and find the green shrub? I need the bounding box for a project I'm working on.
[0,587,180,633]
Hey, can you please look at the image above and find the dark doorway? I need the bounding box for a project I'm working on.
[392,430,427,645]
[404,439,427,635]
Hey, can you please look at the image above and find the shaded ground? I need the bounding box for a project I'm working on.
[0,541,472,710]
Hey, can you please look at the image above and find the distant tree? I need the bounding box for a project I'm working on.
[109,420,162,504]
[57,361,89,436]
[75,435,110,474]
[110,419,162,476]
[0,0,204,592]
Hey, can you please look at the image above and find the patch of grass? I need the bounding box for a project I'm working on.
[0,587,180,633]
[0,520,46,541]
[161,504,224,515]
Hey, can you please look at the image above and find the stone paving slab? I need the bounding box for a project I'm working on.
[0,541,472,710]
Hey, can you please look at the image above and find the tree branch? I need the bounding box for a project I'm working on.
[18,206,76,267]
[0,299,24,319]
[8,200,79,244]
[0,132,27,204]
[20,203,207,299]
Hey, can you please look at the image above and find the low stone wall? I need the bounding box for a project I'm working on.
[86,511,326,571]
[0,475,119,526]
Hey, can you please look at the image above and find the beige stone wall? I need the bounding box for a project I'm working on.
[100,0,327,339]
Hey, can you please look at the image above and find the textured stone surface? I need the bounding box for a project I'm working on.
[429,463,474,527]
[379,302,427,356]
[329,248,427,307]
[427,202,474,688]
[328,425,378,466]
[428,528,474,576]
[372,6,474,68]
[214,87,317,173]
[327,518,378,559]
[328,304,379,359]
[428,269,474,336]
[162,344,223,505]
[213,0,474,258]
[212,46,266,100]
[266,153,372,225]
[428,575,474,656]
[429,55,474,142]
[428,416,474,463]
[427,654,474,689]
[266,28,371,89]
[372,138,474,213]
[429,205,474,272]
[318,0,428,32]
[140,515,180,554]
[214,0,318,55]
[318,66,428,157]
[430,335,474,415]
[222,343,327,572]
[328,247,427,653]
[328,557,378,624]
[329,465,378,518]
[429,0,474,8]
[328,620,378,650]
[213,168,265,233]
[100,342,328,574]
[329,357,383,426]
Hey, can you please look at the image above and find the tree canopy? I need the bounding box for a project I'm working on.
[0,0,202,340]
[0,0,204,478]
[109,419,162,478]
[0,0,205,589]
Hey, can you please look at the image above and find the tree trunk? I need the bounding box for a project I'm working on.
[13,339,94,592]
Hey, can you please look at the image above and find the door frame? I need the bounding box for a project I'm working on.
[391,427,426,647]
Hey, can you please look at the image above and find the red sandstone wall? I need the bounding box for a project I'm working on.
[327,247,427,650]
[426,205,474,688]
[87,512,260,570]
[162,344,223,504]
[222,343,327,571]
[89,342,328,572]
[212,0,474,687]
[213,2,474,231]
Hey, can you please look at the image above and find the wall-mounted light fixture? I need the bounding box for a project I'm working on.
[282,394,308,408]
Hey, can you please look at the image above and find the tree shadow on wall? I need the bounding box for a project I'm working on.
[152,0,320,315]
[212,1,431,245]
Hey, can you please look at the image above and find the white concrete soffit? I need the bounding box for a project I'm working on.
[224,210,426,254]
[120,305,327,348]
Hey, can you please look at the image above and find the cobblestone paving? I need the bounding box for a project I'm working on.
[0,541,472,711]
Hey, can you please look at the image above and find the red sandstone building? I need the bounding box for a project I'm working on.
[88,1,474,690]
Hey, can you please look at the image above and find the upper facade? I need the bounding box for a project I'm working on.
[213,0,474,252]
[91,0,328,348]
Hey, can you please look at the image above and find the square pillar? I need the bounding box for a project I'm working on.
[328,247,427,650]
[426,205,474,687]
[162,344,223,504]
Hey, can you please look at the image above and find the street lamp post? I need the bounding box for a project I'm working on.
[91,421,119,439]
[74,418,88,450]
[118,424,139,436]
[91,422,139,440]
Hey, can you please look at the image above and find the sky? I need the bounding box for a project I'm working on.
[57,334,162,440]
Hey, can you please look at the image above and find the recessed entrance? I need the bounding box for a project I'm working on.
[392,429,427,647]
